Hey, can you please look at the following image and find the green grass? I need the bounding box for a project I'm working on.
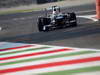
[0,8,41,15]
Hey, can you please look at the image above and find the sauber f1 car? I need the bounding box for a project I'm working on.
[37,6,77,32]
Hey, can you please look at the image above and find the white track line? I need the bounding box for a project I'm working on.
[1,52,100,69]
[0,45,41,54]
[0,47,64,58]
[77,14,98,21]
[4,61,100,75]
[0,50,84,63]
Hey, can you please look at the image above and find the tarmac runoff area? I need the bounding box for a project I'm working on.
[0,42,100,75]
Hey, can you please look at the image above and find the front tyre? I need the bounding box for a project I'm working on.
[38,17,51,32]
[69,12,77,27]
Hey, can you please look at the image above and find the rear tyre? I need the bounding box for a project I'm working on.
[69,12,77,27]
[38,17,44,32]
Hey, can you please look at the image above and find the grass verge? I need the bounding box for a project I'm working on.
[0,8,41,15]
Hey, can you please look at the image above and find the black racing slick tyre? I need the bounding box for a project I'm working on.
[38,17,44,32]
[69,12,77,27]
[38,17,51,32]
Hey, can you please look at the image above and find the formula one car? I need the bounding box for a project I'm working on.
[37,6,77,32]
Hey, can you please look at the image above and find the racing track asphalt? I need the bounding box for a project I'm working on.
[0,3,100,49]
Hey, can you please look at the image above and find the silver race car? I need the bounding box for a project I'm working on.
[37,6,77,32]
